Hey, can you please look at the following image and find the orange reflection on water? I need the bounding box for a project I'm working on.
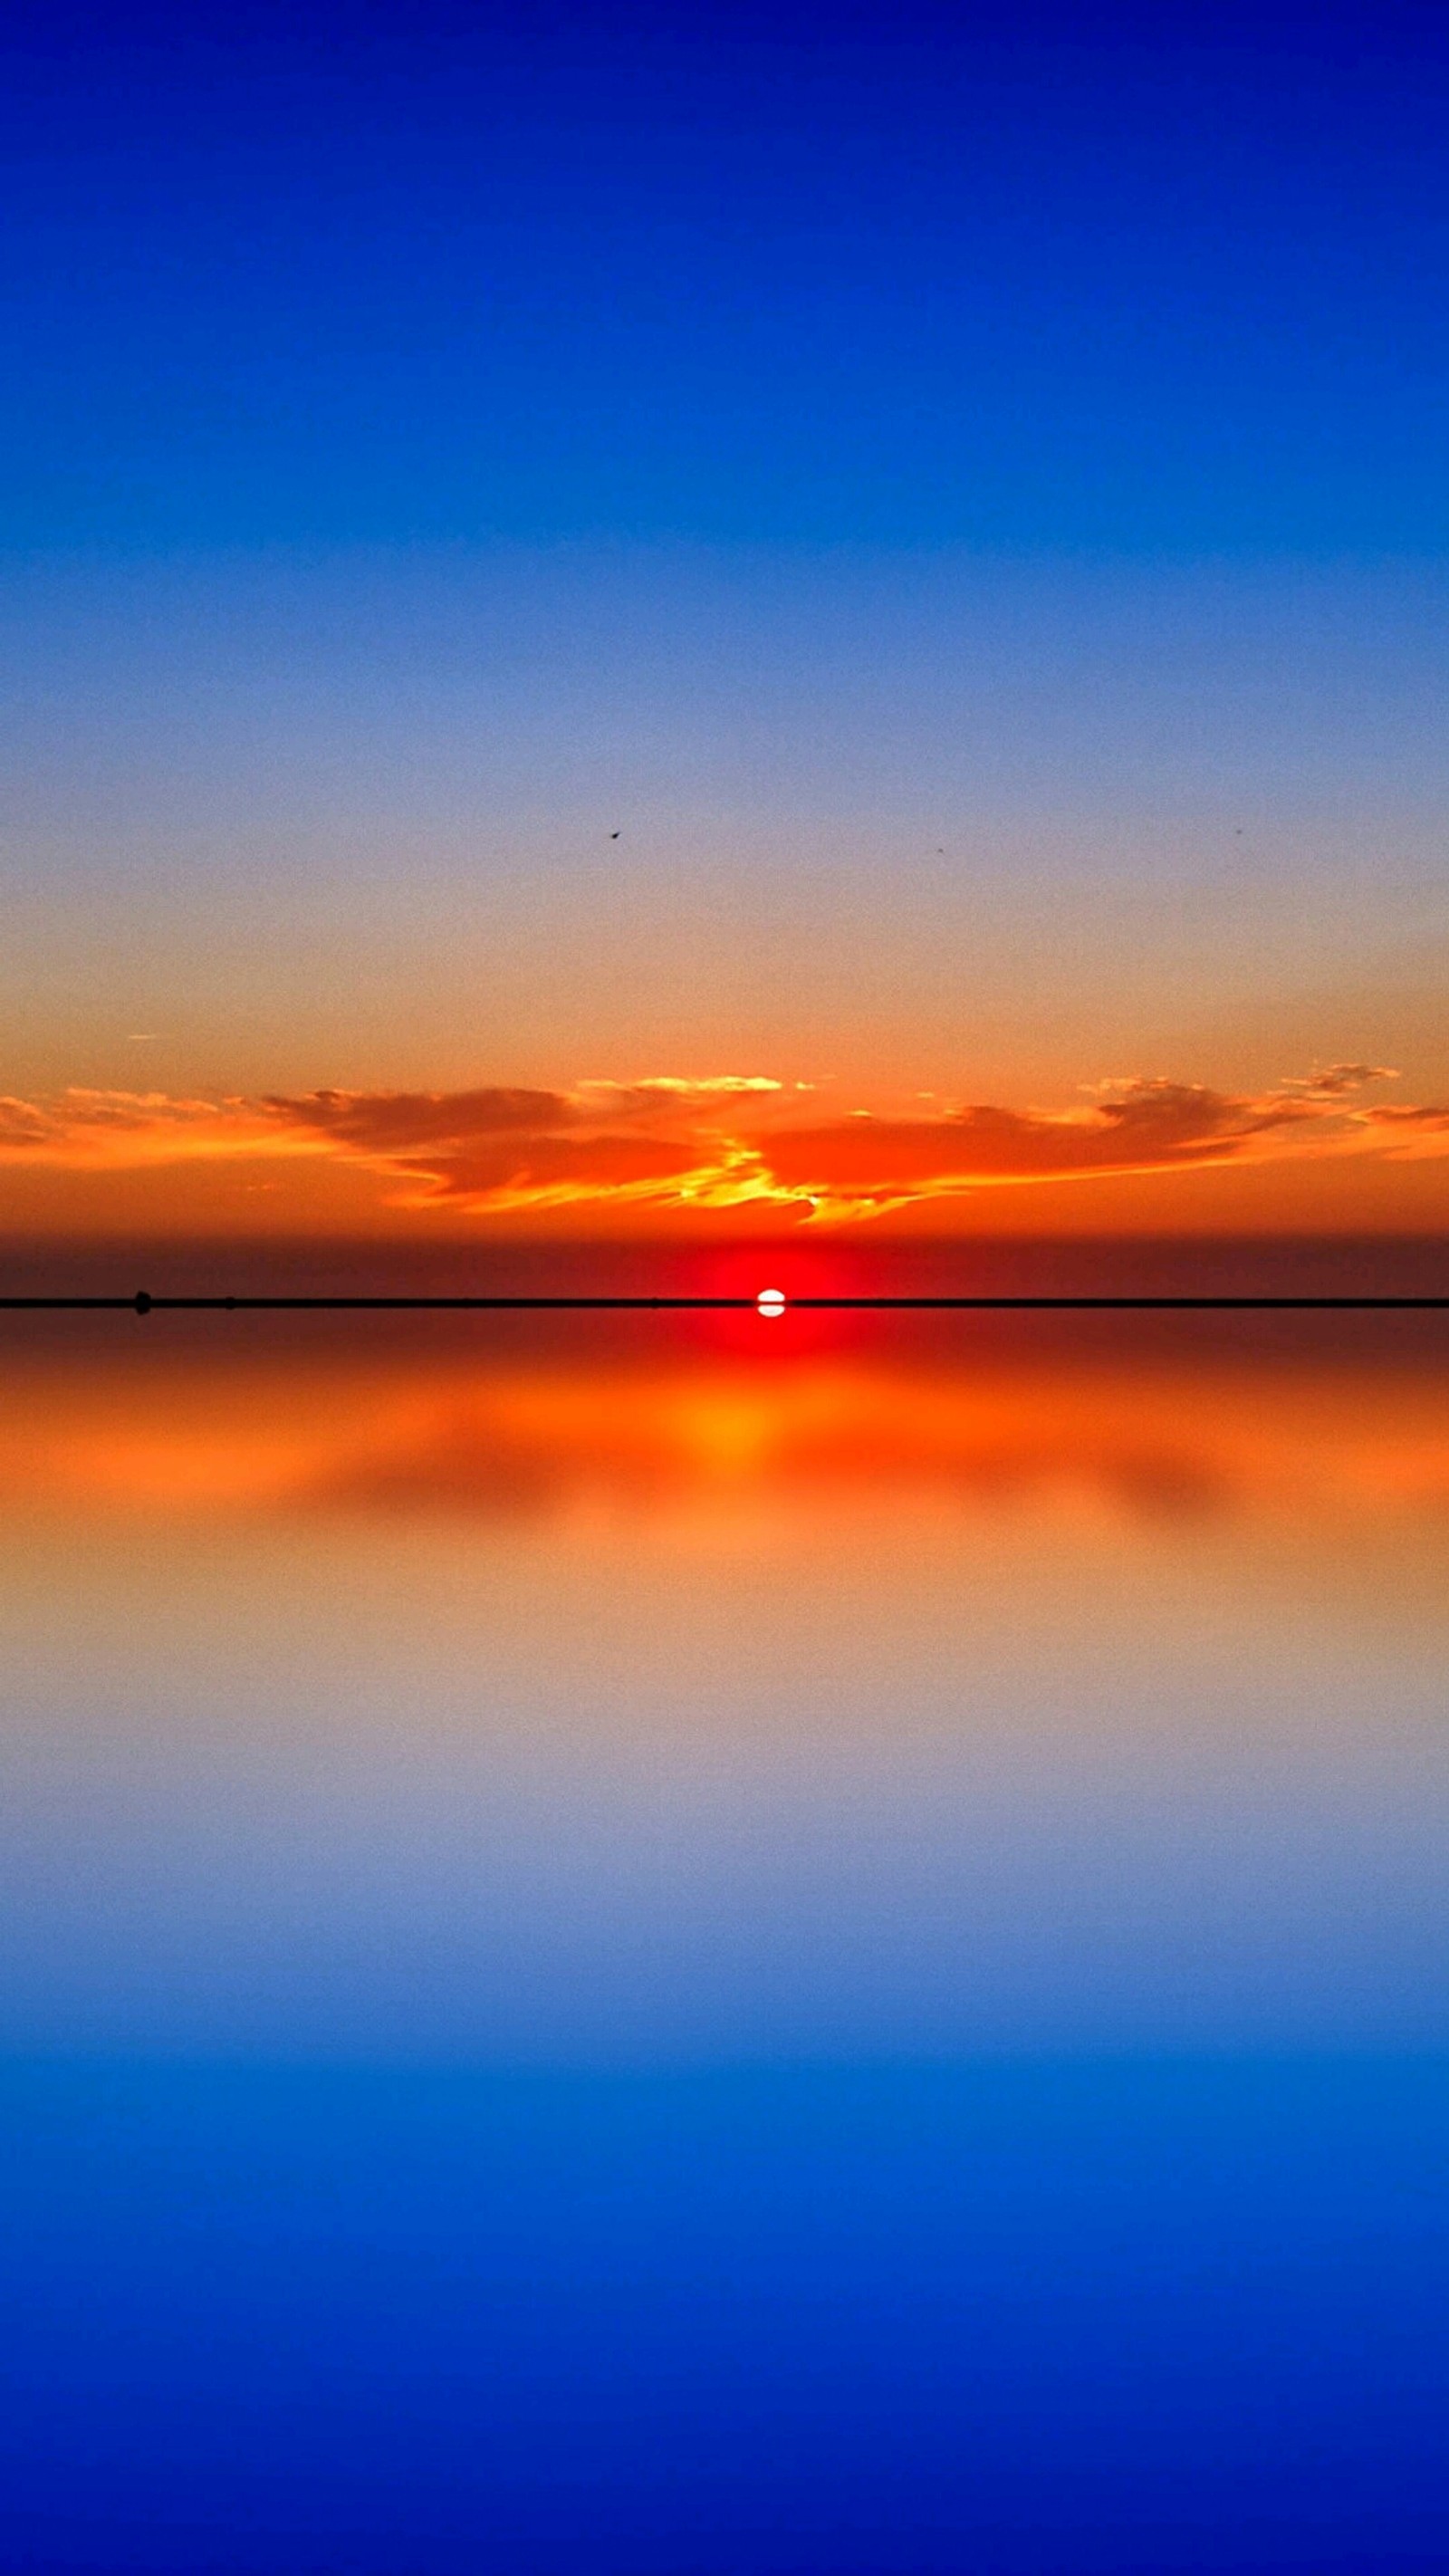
[4,1337,1449,1531]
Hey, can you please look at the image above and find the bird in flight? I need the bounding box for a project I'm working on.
[609,830,620,840]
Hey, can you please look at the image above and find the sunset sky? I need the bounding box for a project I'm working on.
[7,19,1449,2571]
[4,0,1447,1239]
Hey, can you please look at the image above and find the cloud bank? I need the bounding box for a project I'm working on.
[1,1064,1444,1223]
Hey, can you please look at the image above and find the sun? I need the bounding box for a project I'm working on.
[756,1287,787,1319]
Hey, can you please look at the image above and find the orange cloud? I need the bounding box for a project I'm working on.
[0,1090,297,1165]
[389,1131,717,1206]
[0,1065,1443,1225]
[261,1086,577,1151]
[1282,1062,1400,1099]
[760,1079,1314,1211]
[1361,1102,1449,1155]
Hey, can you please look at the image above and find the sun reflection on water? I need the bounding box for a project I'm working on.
[3,1335,1447,1536]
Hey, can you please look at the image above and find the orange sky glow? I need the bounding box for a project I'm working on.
[3,1060,1448,1238]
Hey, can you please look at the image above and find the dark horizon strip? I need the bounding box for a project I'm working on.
[1,1296,1446,1317]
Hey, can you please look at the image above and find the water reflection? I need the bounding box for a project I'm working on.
[2,1320,1448,2572]
[5,1331,1449,1532]
[1,1322,1446,2058]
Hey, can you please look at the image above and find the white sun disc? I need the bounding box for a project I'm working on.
[756,1287,786,1319]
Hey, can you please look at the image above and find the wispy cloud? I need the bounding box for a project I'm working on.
[0,1065,1441,1222]
[759,1079,1312,1216]
[1281,1062,1400,1099]
[261,1086,578,1152]
[0,1090,293,1163]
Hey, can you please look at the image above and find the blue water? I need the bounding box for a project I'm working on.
[2,2056,1445,2572]
[4,1328,1448,2567]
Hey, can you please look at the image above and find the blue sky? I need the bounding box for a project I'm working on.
[4,0,1447,556]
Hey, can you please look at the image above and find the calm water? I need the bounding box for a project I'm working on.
[2,1301,1446,2570]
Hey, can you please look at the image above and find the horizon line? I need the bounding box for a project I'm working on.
[3,1293,1446,1317]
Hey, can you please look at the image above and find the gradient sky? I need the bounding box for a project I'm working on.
[4,0,1447,1236]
